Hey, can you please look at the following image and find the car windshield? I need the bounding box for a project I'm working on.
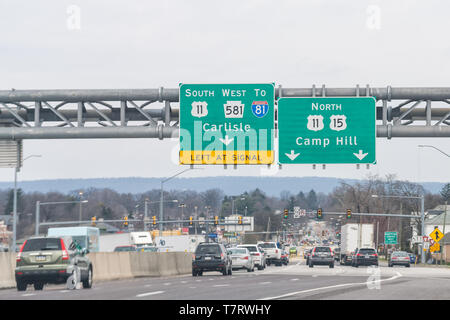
[259,243,276,249]
[22,238,62,252]
[229,248,247,255]
[196,244,221,255]
[140,247,158,252]
[114,246,135,251]
[359,249,376,254]
[239,246,257,252]
[314,247,330,252]
[392,251,408,257]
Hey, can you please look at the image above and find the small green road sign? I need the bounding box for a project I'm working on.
[278,97,376,164]
[384,231,398,245]
[179,84,275,165]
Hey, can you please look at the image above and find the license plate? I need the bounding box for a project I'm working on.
[365,255,370,259]
[36,256,46,262]
[205,257,212,260]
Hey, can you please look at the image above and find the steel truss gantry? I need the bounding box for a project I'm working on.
[0,85,449,139]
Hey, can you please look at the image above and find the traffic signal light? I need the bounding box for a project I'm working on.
[123,215,128,227]
[189,216,193,225]
[91,216,96,226]
[214,216,219,225]
[152,216,156,225]
[346,209,352,219]
[317,208,323,219]
[283,209,289,219]
[238,216,242,224]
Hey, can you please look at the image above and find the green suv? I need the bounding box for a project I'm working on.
[15,237,93,291]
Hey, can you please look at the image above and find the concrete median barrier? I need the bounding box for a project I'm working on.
[0,253,15,289]
[0,251,193,289]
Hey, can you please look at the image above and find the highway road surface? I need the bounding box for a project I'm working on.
[1,258,449,300]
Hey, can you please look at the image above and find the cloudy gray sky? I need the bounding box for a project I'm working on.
[0,0,448,184]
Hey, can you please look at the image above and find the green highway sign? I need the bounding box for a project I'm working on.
[278,97,376,164]
[179,84,275,165]
[384,231,398,245]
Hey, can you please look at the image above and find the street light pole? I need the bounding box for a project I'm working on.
[78,191,84,222]
[159,168,201,236]
[12,167,18,252]
[35,199,89,236]
[12,154,41,252]
[144,198,148,232]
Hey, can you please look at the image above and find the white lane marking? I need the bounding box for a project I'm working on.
[22,293,36,297]
[195,280,202,282]
[145,284,152,287]
[213,284,230,287]
[259,282,272,285]
[260,271,403,300]
[136,291,164,298]
[291,278,299,281]
[312,275,319,278]
[181,281,188,284]
[60,290,70,293]
[163,282,171,286]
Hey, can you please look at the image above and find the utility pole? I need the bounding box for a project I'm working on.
[265,216,271,241]
[442,201,448,265]
[144,198,148,232]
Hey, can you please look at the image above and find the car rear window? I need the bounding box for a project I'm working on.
[22,238,62,252]
[359,249,376,254]
[392,251,408,257]
[229,248,247,255]
[259,243,276,249]
[239,246,257,252]
[314,247,331,252]
[196,244,221,255]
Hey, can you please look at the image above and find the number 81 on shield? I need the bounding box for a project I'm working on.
[251,101,269,118]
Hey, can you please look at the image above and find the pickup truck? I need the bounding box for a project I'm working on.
[257,242,282,266]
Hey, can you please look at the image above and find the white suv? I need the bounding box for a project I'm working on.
[257,242,282,266]
[237,244,266,270]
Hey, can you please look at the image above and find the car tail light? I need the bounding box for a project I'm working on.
[357,254,362,256]
[243,256,249,260]
[254,253,260,256]
[16,240,27,262]
[372,254,378,257]
[221,253,224,259]
[60,239,69,261]
[275,249,278,253]
[192,254,196,260]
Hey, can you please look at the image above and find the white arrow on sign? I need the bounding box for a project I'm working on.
[353,150,368,161]
[285,150,300,161]
[219,135,234,146]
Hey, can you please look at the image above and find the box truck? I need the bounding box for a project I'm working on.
[47,227,100,252]
[154,235,205,252]
[98,231,153,252]
[339,223,374,265]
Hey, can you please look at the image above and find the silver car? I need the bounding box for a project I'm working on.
[228,247,255,272]
[237,244,266,270]
[389,251,411,267]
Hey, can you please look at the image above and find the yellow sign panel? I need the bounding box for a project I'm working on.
[179,150,273,165]
[429,228,444,243]
[430,242,440,253]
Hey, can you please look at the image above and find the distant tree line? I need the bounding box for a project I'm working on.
[1,175,448,247]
